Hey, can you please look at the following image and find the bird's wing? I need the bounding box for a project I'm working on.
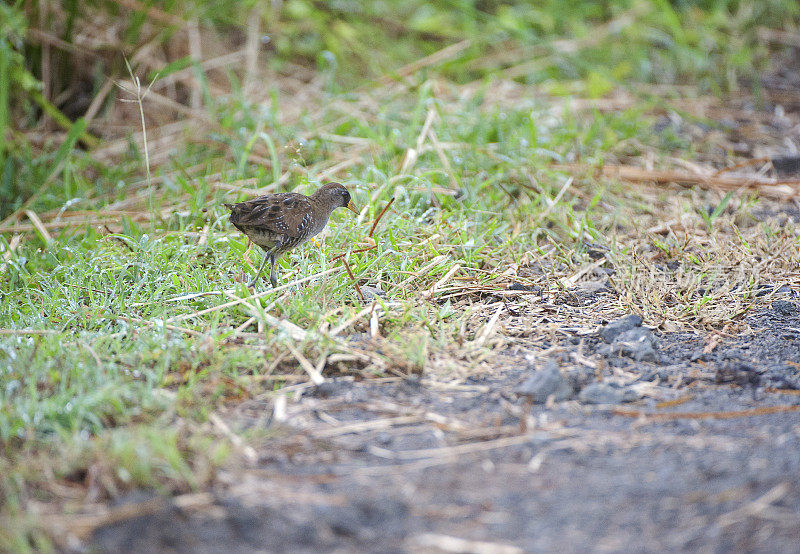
[228,193,312,238]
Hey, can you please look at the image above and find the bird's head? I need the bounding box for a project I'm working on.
[315,182,358,214]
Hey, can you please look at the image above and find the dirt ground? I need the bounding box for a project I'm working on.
[87,297,800,553]
[84,54,800,554]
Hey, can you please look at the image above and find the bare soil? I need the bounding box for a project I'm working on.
[89,300,800,553]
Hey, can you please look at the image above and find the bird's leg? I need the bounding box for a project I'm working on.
[248,250,271,287]
[269,252,278,288]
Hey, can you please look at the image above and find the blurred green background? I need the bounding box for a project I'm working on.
[2,0,798,219]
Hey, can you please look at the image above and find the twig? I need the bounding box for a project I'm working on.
[370,304,381,338]
[474,303,504,347]
[397,255,448,288]
[424,264,461,298]
[114,314,203,337]
[428,126,459,190]
[286,343,324,385]
[312,415,423,438]
[0,234,22,274]
[613,405,799,420]
[84,77,116,126]
[561,257,606,288]
[713,156,771,177]
[392,432,539,461]
[655,395,694,408]
[273,393,288,422]
[409,534,523,554]
[316,156,365,181]
[716,482,791,528]
[764,388,800,395]
[535,176,573,225]
[238,374,307,383]
[330,305,374,336]
[24,210,53,245]
[79,340,103,368]
[329,244,377,263]
[340,258,365,302]
[231,316,257,336]
[375,39,472,87]
[400,107,436,174]
[209,413,258,465]
[369,197,395,237]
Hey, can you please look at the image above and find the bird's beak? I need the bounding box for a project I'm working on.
[347,200,358,214]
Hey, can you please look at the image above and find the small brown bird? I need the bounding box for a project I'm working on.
[224,182,358,287]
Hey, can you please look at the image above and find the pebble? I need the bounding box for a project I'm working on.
[600,314,643,343]
[507,282,539,292]
[599,326,659,362]
[578,382,639,404]
[360,285,386,303]
[715,361,761,387]
[576,279,609,294]
[514,359,574,403]
[772,300,798,316]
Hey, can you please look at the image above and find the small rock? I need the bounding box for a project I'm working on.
[399,375,423,394]
[621,388,641,403]
[771,155,800,176]
[661,320,681,333]
[564,365,596,391]
[600,314,643,343]
[690,350,707,362]
[584,242,609,260]
[715,361,761,387]
[764,375,800,390]
[578,382,623,404]
[603,356,631,368]
[514,360,574,403]
[772,300,798,316]
[360,285,386,303]
[376,432,393,446]
[775,284,795,296]
[576,279,609,294]
[599,327,659,362]
[619,327,656,344]
[637,370,659,382]
[507,282,539,292]
[310,380,342,398]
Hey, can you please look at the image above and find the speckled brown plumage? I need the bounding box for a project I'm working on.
[225,182,358,287]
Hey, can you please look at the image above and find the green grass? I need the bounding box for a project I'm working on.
[2,1,800,550]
